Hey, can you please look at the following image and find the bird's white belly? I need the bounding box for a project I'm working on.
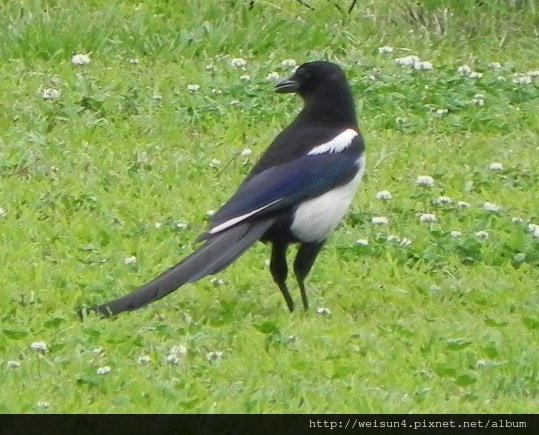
[291,155,365,242]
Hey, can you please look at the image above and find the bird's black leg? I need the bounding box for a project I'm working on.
[294,241,325,310]
[270,241,294,311]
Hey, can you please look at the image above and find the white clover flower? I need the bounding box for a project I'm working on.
[513,252,526,262]
[316,307,332,316]
[30,341,48,353]
[457,65,472,76]
[166,354,180,365]
[42,88,61,100]
[469,71,483,79]
[450,230,463,238]
[6,360,20,369]
[230,57,247,68]
[416,175,435,187]
[484,202,501,213]
[395,117,408,125]
[169,345,187,357]
[240,148,253,157]
[511,217,523,224]
[211,88,223,95]
[527,70,539,77]
[419,213,437,223]
[513,75,532,85]
[286,335,298,344]
[475,230,489,240]
[414,61,433,71]
[96,366,111,375]
[266,71,280,82]
[36,401,51,410]
[376,190,392,201]
[378,46,394,54]
[367,75,377,82]
[490,62,502,69]
[281,59,297,69]
[165,345,187,365]
[239,74,251,81]
[207,351,223,363]
[531,227,539,239]
[205,63,215,71]
[210,277,225,286]
[387,234,400,243]
[472,93,485,106]
[400,238,412,247]
[371,216,389,226]
[154,222,162,229]
[187,84,200,92]
[129,58,140,65]
[206,209,215,217]
[174,221,188,230]
[434,108,448,116]
[138,355,152,365]
[434,196,452,206]
[475,359,489,368]
[124,255,137,265]
[71,53,91,65]
[152,93,162,100]
[355,239,369,246]
[209,158,221,168]
[457,201,471,209]
[489,162,503,171]
[395,55,420,67]
[0,207,6,218]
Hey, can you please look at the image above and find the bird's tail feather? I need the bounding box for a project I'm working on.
[88,218,276,317]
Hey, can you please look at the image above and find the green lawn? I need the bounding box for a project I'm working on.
[0,0,538,413]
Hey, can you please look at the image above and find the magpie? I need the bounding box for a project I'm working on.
[87,60,365,317]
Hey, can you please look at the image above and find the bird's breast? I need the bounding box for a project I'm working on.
[290,154,365,242]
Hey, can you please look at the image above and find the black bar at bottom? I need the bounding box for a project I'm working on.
[0,414,537,435]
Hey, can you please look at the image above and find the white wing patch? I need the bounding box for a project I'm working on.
[308,129,358,155]
[208,199,282,235]
[291,154,366,242]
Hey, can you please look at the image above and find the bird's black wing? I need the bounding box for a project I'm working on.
[202,147,363,239]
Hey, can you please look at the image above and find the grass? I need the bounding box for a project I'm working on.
[0,0,538,413]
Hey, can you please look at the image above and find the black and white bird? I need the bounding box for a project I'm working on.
[87,61,365,317]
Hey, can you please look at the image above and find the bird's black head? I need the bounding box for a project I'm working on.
[275,61,348,98]
[275,61,357,128]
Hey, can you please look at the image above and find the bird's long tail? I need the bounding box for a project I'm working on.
[86,218,276,317]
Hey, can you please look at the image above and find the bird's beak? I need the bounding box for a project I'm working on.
[275,77,299,93]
